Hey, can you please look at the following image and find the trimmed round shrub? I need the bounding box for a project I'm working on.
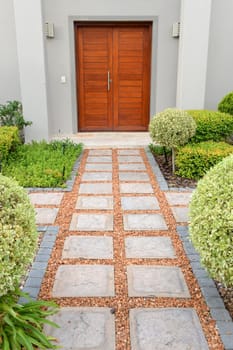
[218,91,233,116]
[188,110,233,143]
[0,175,37,296]
[189,154,233,286]
[149,108,196,148]
[175,141,233,179]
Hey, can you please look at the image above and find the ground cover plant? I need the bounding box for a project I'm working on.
[1,139,83,187]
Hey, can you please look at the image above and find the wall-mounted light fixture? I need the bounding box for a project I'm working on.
[45,22,55,38]
[172,22,180,38]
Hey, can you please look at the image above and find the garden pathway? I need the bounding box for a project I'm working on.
[27,148,228,350]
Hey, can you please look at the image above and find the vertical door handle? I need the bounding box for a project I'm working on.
[107,71,112,91]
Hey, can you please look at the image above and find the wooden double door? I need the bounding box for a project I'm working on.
[75,23,152,131]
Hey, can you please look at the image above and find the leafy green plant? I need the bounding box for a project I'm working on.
[0,175,37,296]
[188,110,233,143]
[1,139,83,188]
[0,290,59,350]
[149,108,196,172]
[149,143,171,163]
[218,91,233,116]
[0,101,32,130]
[0,127,20,161]
[189,154,233,287]
[175,141,233,179]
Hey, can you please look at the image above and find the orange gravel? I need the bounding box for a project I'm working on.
[39,148,224,350]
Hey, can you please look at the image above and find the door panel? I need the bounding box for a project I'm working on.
[75,23,151,131]
[76,27,113,131]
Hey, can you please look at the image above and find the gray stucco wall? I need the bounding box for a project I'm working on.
[205,0,233,110]
[42,0,181,136]
[0,0,20,104]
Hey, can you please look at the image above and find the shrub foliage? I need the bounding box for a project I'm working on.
[218,91,233,116]
[188,110,233,143]
[175,141,233,179]
[189,154,233,286]
[149,108,196,172]
[0,126,20,160]
[0,175,37,296]
[149,108,196,148]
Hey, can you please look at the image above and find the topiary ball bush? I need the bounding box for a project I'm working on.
[0,175,37,296]
[189,154,233,287]
[149,108,196,148]
[218,91,233,116]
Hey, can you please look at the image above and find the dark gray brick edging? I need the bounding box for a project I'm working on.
[26,151,83,193]
[145,148,169,191]
[19,226,59,304]
[177,226,233,350]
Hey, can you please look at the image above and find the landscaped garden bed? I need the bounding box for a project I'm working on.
[1,138,83,188]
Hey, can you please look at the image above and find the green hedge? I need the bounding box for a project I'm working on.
[175,141,233,179]
[0,174,37,296]
[187,110,233,143]
[218,91,233,116]
[189,154,233,286]
[0,126,20,160]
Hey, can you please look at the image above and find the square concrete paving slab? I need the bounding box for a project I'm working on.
[35,208,58,224]
[29,192,64,205]
[82,172,112,181]
[62,236,113,259]
[125,237,176,258]
[85,163,112,171]
[70,213,113,231]
[124,214,168,231]
[165,192,192,205]
[118,149,140,155]
[119,163,146,171]
[44,307,115,350]
[52,265,115,297]
[120,183,153,194]
[171,207,189,223]
[89,149,112,155]
[121,196,159,210]
[119,172,149,182]
[79,183,112,194]
[127,265,190,297]
[76,196,113,210]
[130,308,209,350]
[118,156,143,163]
[87,156,112,163]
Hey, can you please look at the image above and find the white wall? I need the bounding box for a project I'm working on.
[13,0,49,141]
[205,0,233,110]
[42,0,181,136]
[0,0,20,103]
[176,0,212,110]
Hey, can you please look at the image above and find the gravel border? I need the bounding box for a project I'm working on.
[146,147,233,350]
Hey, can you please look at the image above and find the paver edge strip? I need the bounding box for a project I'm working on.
[19,226,59,303]
[146,147,233,349]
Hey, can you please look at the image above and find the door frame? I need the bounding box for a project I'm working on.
[68,16,158,133]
